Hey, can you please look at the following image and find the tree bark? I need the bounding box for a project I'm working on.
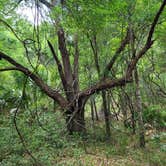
[119,90,128,128]
[102,91,111,138]
[135,68,145,148]
[93,98,99,121]
[66,102,86,134]
[90,99,95,123]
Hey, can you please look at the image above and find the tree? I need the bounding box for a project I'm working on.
[0,0,166,134]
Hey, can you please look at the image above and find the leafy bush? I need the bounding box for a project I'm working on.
[143,105,166,128]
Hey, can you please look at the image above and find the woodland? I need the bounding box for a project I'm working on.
[0,0,166,165]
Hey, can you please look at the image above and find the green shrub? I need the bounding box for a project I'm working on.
[143,105,166,128]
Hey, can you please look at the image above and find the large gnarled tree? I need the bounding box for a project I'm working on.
[0,0,165,133]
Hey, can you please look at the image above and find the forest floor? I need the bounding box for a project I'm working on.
[54,124,166,166]
[0,111,165,166]
[55,142,165,166]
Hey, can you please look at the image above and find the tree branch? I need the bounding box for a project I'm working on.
[47,40,68,91]
[0,19,22,42]
[89,35,100,74]
[57,28,73,85]
[79,77,132,99]
[126,0,166,77]
[73,34,79,93]
[79,0,166,100]
[0,51,68,107]
[0,67,19,72]
[103,29,130,77]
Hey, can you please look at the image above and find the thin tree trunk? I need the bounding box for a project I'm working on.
[128,93,136,134]
[90,99,95,123]
[93,99,99,121]
[135,68,145,148]
[128,23,136,134]
[130,106,136,134]
[119,90,128,128]
[107,91,111,118]
[123,90,136,134]
[102,91,111,139]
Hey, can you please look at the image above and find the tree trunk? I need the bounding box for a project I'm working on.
[90,99,95,123]
[135,68,145,148]
[107,91,111,118]
[66,101,86,134]
[125,91,136,134]
[102,91,111,139]
[119,91,128,128]
[131,109,136,134]
[93,99,99,121]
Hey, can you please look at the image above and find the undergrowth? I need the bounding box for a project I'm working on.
[0,109,165,166]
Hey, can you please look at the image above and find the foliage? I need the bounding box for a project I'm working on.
[0,0,166,165]
[0,111,165,165]
[143,105,166,128]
